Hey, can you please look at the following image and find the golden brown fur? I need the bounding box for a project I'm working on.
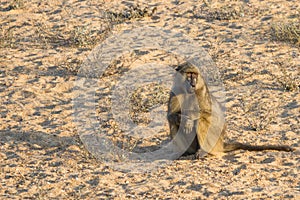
[167,62,294,158]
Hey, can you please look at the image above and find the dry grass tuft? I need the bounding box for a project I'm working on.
[34,23,110,49]
[271,21,300,46]
[271,60,300,92]
[105,5,157,23]
[207,6,244,21]
[70,26,99,48]
[195,5,245,21]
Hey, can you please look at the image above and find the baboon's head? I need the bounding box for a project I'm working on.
[174,62,203,93]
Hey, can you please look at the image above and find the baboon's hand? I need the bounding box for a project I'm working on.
[181,116,194,134]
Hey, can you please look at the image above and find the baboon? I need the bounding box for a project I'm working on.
[167,62,294,158]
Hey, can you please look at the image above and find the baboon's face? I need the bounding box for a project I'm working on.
[185,71,198,93]
[177,68,200,93]
[173,63,202,94]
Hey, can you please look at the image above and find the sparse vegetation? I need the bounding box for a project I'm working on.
[70,26,99,48]
[239,93,278,131]
[271,21,300,46]
[130,83,169,124]
[34,23,110,49]
[105,5,157,23]
[208,6,244,21]
[196,5,245,21]
[271,60,300,92]
[0,5,156,49]
[0,23,109,49]
[53,57,83,75]
[0,0,299,198]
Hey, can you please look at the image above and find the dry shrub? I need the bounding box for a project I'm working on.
[105,5,157,23]
[271,60,300,92]
[271,21,300,46]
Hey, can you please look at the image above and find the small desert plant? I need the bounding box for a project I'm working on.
[209,6,244,20]
[54,57,83,75]
[196,5,245,21]
[105,5,157,24]
[65,25,110,48]
[271,21,300,46]
[271,60,300,92]
[34,23,110,49]
[70,26,96,47]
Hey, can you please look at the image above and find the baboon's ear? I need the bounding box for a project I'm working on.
[173,64,182,72]
[175,62,187,72]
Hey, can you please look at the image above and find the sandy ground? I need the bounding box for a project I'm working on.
[0,0,299,199]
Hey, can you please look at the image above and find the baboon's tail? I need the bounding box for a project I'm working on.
[223,142,294,153]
